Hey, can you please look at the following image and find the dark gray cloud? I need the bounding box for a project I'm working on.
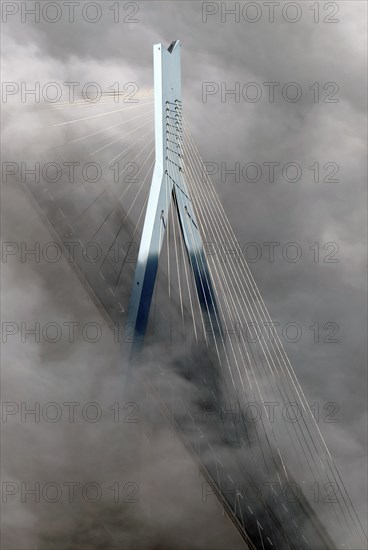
[1,1,367,548]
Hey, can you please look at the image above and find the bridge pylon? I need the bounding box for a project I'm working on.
[125,40,218,355]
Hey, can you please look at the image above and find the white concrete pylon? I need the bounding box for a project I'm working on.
[125,40,218,355]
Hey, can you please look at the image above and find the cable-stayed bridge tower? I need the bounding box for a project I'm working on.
[126,40,218,354]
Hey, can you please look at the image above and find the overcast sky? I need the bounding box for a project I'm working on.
[1,1,367,548]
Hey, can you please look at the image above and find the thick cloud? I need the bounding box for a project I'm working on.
[1,1,367,547]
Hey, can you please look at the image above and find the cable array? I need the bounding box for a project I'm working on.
[24,89,367,550]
